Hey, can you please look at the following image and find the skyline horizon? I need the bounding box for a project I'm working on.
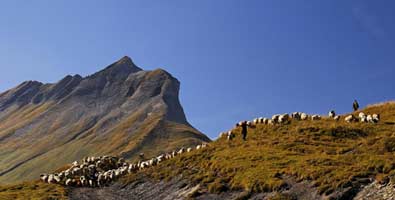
[0,54,391,139]
[1,0,395,138]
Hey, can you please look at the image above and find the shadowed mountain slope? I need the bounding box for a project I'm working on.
[0,56,210,184]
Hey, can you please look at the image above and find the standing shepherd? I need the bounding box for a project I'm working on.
[241,121,248,141]
[353,100,359,112]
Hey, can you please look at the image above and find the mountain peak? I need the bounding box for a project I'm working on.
[118,56,133,64]
[111,56,141,72]
[89,56,142,79]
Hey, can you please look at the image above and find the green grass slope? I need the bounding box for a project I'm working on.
[128,101,395,196]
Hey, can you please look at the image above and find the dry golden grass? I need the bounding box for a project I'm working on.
[3,102,395,198]
[0,181,67,200]
[124,102,395,195]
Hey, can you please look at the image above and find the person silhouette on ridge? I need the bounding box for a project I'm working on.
[353,100,359,112]
[240,121,248,141]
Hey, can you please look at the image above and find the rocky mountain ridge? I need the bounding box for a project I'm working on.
[0,56,210,184]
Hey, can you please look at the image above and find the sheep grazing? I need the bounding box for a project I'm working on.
[311,115,321,121]
[177,148,186,155]
[360,116,367,123]
[358,112,367,122]
[272,114,280,123]
[300,113,308,120]
[187,147,192,152]
[366,115,373,123]
[65,178,73,186]
[268,119,274,125]
[40,174,49,183]
[333,115,340,121]
[47,174,56,184]
[278,114,290,124]
[227,131,235,140]
[291,112,301,120]
[253,118,259,125]
[345,115,356,123]
[328,110,336,118]
[149,158,158,166]
[356,112,380,123]
[80,176,87,186]
[372,114,380,123]
[196,145,202,150]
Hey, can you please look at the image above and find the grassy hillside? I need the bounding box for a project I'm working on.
[0,181,67,200]
[125,102,395,196]
[0,58,210,184]
[0,101,208,184]
[2,102,395,199]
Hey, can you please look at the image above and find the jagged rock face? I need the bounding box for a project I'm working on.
[0,56,210,184]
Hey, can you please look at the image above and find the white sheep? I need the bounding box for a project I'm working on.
[366,115,373,123]
[360,115,367,123]
[345,115,356,123]
[333,115,340,121]
[311,115,321,121]
[97,174,106,187]
[48,174,55,184]
[177,148,185,155]
[149,158,158,166]
[89,179,95,187]
[40,174,48,183]
[227,131,235,140]
[372,114,380,123]
[80,176,87,186]
[291,112,301,120]
[272,114,280,123]
[300,113,308,120]
[278,114,290,124]
[358,112,366,119]
[53,174,61,183]
[65,178,73,186]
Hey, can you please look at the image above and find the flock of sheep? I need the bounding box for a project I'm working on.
[40,143,208,187]
[220,110,381,139]
[39,106,382,188]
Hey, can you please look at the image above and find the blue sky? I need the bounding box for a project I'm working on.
[1,1,394,139]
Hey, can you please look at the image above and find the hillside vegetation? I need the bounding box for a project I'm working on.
[0,181,67,200]
[125,102,395,197]
[0,56,209,184]
[2,102,395,199]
